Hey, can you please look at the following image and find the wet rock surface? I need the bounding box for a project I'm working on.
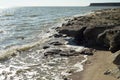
[43,46,50,49]
[53,33,64,38]
[44,49,62,56]
[49,41,63,46]
[80,48,94,55]
[44,49,80,57]
[59,50,78,56]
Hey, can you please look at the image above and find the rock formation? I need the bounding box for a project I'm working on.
[57,8,120,53]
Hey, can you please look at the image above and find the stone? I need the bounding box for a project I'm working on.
[43,46,50,49]
[44,49,62,56]
[64,77,68,80]
[60,50,78,56]
[49,41,63,46]
[104,70,111,75]
[60,52,73,56]
[80,48,94,55]
[53,34,63,38]
[62,76,68,80]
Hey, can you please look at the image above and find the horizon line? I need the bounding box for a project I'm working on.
[0,5,89,9]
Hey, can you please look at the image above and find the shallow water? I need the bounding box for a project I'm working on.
[0,6,119,80]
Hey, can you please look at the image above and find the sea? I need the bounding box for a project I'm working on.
[0,6,118,80]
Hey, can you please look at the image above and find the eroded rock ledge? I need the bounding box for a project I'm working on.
[57,8,120,53]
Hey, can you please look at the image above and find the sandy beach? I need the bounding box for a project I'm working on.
[69,50,117,80]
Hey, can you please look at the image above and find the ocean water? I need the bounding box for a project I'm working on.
[0,7,118,80]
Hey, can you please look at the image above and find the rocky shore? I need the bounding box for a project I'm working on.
[57,8,120,80]
[0,8,120,80]
[58,8,120,53]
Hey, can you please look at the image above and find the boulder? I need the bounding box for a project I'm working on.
[83,26,107,46]
[98,29,120,53]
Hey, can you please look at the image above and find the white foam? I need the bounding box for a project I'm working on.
[65,44,86,52]
[64,43,88,72]
[61,71,71,76]
[0,35,51,61]
[74,55,87,72]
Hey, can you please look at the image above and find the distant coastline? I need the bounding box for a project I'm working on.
[90,2,120,6]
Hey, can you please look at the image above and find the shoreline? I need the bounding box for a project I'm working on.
[0,7,120,80]
[0,8,94,61]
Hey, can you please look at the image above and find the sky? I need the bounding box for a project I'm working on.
[0,0,120,8]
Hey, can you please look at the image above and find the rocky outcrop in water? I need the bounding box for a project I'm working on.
[57,8,120,53]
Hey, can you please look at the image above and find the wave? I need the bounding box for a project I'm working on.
[0,29,54,61]
[3,14,14,17]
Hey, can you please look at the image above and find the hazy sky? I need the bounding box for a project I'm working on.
[0,0,119,8]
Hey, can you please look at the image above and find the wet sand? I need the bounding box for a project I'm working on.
[69,50,117,80]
